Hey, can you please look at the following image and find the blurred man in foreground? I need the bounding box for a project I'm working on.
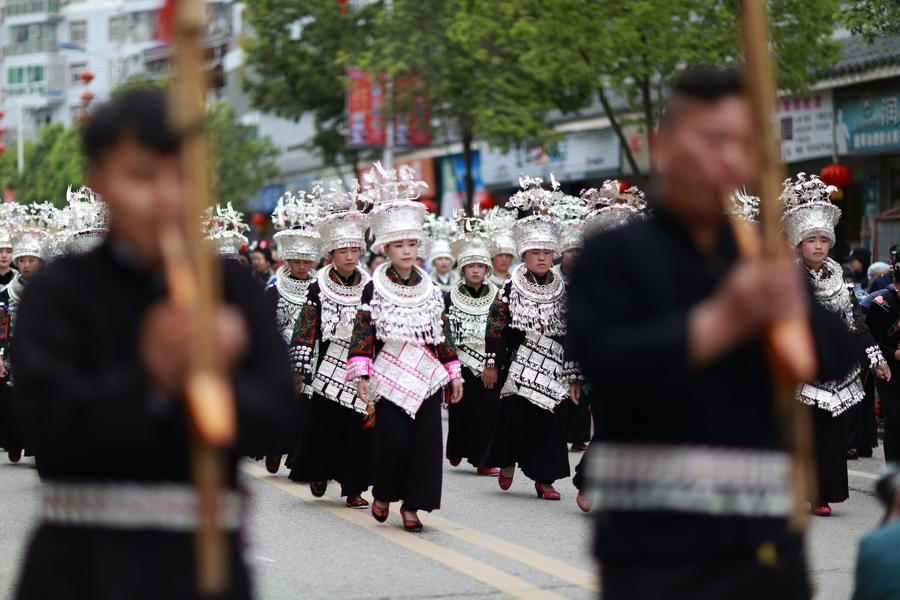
[10,88,297,600]
[568,67,857,599]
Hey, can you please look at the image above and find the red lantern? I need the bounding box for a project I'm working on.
[251,213,268,228]
[819,163,852,188]
[80,70,94,84]
[479,194,497,211]
[81,90,95,105]
[0,128,6,137]
[0,110,5,120]
[420,198,436,214]
[617,179,632,193]
[0,142,5,156]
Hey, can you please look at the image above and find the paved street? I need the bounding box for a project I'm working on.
[0,420,888,600]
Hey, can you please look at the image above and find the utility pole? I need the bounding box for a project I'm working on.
[17,103,25,173]
[382,0,394,170]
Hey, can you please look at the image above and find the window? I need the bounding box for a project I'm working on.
[7,68,24,86]
[27,65,45,83]
[70,62,88,84]
[70,20,87,44]
[109,15,126,42]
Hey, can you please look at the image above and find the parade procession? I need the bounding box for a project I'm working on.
[2,0,900,599]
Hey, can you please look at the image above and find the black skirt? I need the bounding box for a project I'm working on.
[573,392,601,491]
[372,392,443,511]
[0,382,25,453]
[561,392,592,444]
[446,369,501,467]
[811,403,858,504]
[481,394,570,484]
[287,393,373,497]
[15,525,251,600]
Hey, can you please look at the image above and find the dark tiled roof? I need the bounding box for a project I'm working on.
[822,34,900,79]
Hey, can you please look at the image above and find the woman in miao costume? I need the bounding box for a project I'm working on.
[347,164,463,532]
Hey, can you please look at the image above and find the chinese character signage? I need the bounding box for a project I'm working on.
[347,68,386,147]
[347,69,431,148]
[776,90,834,162]
[481,128,620,187]
[835,86,900,155]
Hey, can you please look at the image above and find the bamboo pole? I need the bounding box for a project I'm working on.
[165,0,237,594]
[739,0,816,530]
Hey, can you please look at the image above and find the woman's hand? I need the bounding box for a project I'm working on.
[875,361,892,382]
[569,383,582,405]
[482,367,498,389]
[449,379,464,404]
[357,377,371,406]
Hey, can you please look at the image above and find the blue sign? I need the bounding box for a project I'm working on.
[835,87,900,155]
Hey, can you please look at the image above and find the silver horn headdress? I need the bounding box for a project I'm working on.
[201,202,250,260]
[581,180,647,236]
[271,188,322,261]
[779,172,840,247]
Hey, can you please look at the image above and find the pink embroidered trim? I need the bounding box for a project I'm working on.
[345,356,372,381]
[445,360,463,381]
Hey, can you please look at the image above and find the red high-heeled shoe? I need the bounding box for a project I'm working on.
[498,470,514,490]
[576,492,591,512]
[399,505,423,532]
[477,467,499,476]
[812,503,832,517]
[448,458,461,467]
[535,482,561,501]
[346,495,369,509]
[371,501,389,523]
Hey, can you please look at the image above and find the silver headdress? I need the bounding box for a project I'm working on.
[12,203,57,261]
[507,175,566,256]
[548,193,590,254]
[316,178,368,256]
[451,212,495,275]
[729,189,760,224]
[362,162,429,251]
[582,181,647,236]
[271,188,322,261]
[63,185,110,254]
[779,172,841,247]
[483,207,517,257]
[201,202,250,260]
[0,202,28,249]
[423,213,458,265]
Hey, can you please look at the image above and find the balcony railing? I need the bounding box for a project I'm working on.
[4,38,58,56]
[4,0,62,18]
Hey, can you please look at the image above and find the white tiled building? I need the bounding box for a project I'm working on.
[0,0,234,143]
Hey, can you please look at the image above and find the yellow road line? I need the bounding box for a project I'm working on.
[241,462,571,600]
[423,513,598,593]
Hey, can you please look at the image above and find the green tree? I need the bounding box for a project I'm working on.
[15,123,86,206]
[206,100,280,210]
[842,0,900,41]
[473,0,842,177]
[358,0,559,211]
[240,0,377,170]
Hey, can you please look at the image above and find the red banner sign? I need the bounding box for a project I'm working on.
[347,67,387,147]
[347,69,430,148]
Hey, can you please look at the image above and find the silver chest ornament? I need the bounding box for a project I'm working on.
[447,281,498,376]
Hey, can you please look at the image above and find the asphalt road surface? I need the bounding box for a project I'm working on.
[0,423,888,599]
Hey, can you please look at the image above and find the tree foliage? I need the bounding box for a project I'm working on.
[13,123,87,206]
[357,0,559,210]
[4,82,279,211]
[469,0,842,177]
[241,0,377,168]
[206,100,280,210]
[842,0,900,41]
